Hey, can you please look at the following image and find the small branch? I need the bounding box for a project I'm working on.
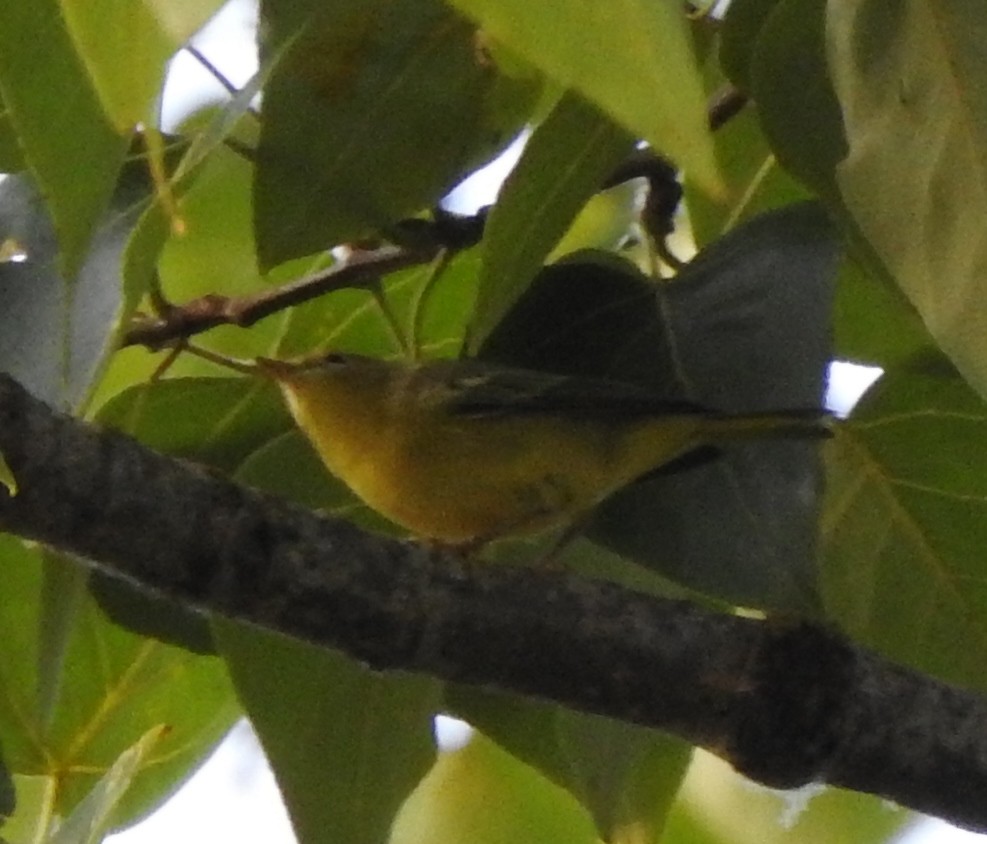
[709,84,749,131]
[1,371,987,831]
[122,243,439,349]
[123,83,747,351]
[122,208,490,350]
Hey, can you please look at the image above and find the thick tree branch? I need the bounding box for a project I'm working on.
[1,372,984,831]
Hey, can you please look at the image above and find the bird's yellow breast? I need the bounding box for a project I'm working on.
[266,354,825,545]
[278,365,699,542]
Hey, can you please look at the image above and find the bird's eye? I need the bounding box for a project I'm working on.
[323,352,349,367]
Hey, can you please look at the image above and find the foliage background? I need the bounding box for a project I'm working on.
[0,0,985,842]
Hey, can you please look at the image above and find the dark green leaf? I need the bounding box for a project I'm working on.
[467,92,634,353]
[0,97,23,172]
[446,686,691,842]
[87,572,216,656]
[255,0,538,267]
[749,0,847,204]
[592,205,837,611]
[478,250,670,385]
[215,621,440,844]
[719,0,784,91]
[96,376,291,473]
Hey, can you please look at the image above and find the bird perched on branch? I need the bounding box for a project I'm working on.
[256,353,831,547]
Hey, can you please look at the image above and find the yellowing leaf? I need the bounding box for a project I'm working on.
[391,732,599,844]
[828,1,987,399]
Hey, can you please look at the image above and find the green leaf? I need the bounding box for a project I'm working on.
[58,0,225,130]
[683,107,810,247]
[719,0,784,91]
[445,0,720,194]
[553,722,689,844]
[96,376,291,473]
[0,0,127,277]
[37,554,88,728]
[833,249,938,370]
[391,731,598,844]
[215,621,440,844]
[446,687,691,844]
[0,95,24,172]
[48,724,169,844]
[255,0,539,268]
[467,91,634,353]
[827,1,987,400]
[748,0,847,204]
[0,761,11,820]
[684,2,815,244]
[822,369,987,689]
[270,243,485,364]
[158,150,267,317]
[0,536,238,827]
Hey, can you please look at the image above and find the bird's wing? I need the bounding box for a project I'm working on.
[423,360,710,420]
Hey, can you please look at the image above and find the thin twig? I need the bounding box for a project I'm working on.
[122,243,441,349]
[709,84,749,131]
[186,45,241,98]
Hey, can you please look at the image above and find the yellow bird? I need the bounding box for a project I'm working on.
[257,353,829,546]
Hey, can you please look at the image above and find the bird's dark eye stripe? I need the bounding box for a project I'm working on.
[323,352,349,366]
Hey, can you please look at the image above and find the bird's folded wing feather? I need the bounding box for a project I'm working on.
[425,360,710,420]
